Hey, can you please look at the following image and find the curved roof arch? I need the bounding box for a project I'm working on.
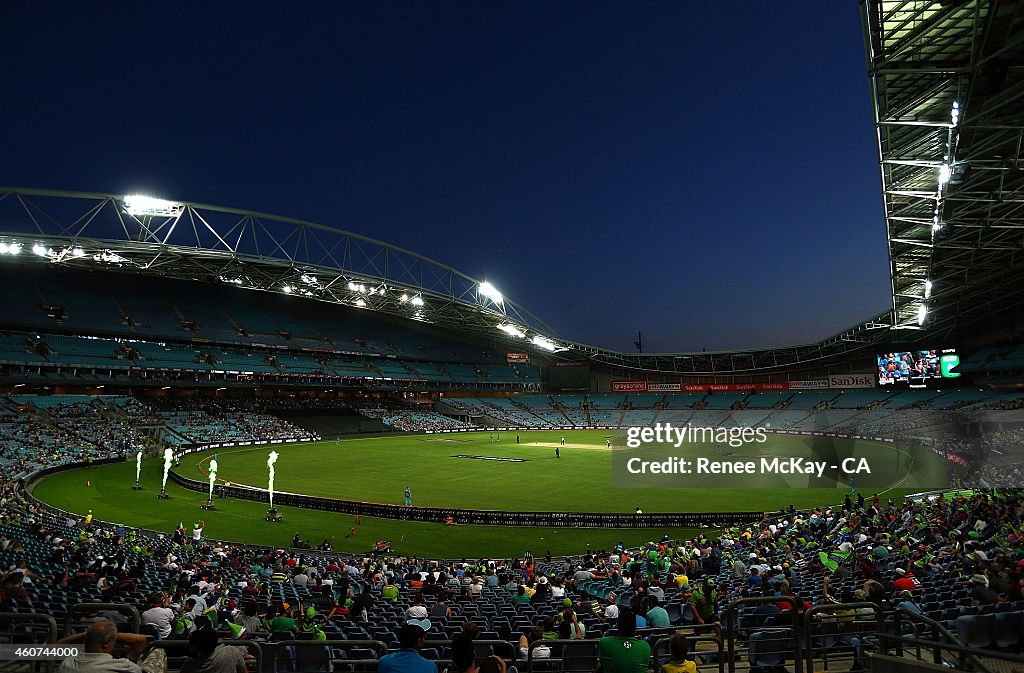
[0,186,557,346]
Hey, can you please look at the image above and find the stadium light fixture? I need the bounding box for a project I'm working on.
[924,279,933,299]
[532,335,557,351]
[410,295,424,307]
[32,244,48,257]
[399,293,409,303]
[478,281,503,305]
[0,242,21,255]
[94,251,125,263]
[950,100,960,127]
[282,284,294,294]
[70,247,86,258]
[938,164,951,186]
[497,323,525,338]
[300,273,318,285]
[917,304,928,326]
[355,298,366,307]
[123,194,184,218]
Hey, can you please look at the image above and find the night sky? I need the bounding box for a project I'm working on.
[0,2,891,353]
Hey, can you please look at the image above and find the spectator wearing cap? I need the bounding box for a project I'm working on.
[892,568,918,593]
[379,622,435,673]
[895,590,922,615]
[688,579,720,640]
[970,574,999,606]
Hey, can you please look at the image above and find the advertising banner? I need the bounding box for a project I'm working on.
[828,374,875,389]
[789,379,829,390]
[612,381,648,392]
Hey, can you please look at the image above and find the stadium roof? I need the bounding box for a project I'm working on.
[0,187,902,374]
[0,187,560,350]
[4,2,1021,377]
[864,0,1024,337]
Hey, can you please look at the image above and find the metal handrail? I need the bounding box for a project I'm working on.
[0,612,60,673]
[883,607,1024,673]
[802,601,882,673]
[144,638,262,672]
[725,595,803,673]
[652,634,725,673]
[64,603,141,637]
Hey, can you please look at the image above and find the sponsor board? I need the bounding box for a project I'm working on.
[789,379,829,390]
[612,381,648,392]
[647,383,682,392]
[506,352,530,363]
[828,374,876,389]
[677,383,789,392]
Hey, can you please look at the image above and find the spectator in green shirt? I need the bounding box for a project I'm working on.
[596,606,651,673]
[268,603,297,633]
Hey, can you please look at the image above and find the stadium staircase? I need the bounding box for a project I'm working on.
[548,395,576,426]
[277,409,382,438]
[510,398,554,426]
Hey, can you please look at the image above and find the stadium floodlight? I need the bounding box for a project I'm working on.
[917,304,928,326]
[0,242,21,255]
[410,295,424,307]
[94,251,125,263]
[478,281,503,305]
[300,273,318,284]
[32,244,48,257]
[355,298,366,307]
[123,194,184,218]
[938,164,951,186]
[399,293,409,303]
[924,279,933,299]
[70,247,86,258]
[497,323,525,338]
[532,335,557,351]
[951,100,960,127]
[282,284,294,294]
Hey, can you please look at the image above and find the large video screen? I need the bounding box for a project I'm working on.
[877,348,960,386]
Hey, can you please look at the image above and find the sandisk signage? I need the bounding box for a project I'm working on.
[789,379,829,390]
[828,374,876,389]
[612,381,648,392]
[677,383,790,392]
[647,383,682,392]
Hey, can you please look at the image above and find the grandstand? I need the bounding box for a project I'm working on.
[1,1,1024,671]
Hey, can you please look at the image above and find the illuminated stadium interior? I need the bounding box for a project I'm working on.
[0,2,1023,671]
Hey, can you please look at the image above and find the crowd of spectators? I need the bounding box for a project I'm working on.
[2,392,1024,671]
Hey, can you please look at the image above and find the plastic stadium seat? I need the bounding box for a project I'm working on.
[994,611,1022,649]
[955,614,995,650]
[748,629,792,669]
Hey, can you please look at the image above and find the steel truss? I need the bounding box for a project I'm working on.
[864,0,1024,337]
[0,187,902,375]
[0,187,555,345]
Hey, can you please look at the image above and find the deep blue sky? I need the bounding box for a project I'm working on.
[0,1,890,353]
